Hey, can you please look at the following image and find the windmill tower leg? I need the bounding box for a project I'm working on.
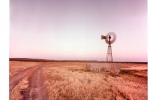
[106,45,113,62]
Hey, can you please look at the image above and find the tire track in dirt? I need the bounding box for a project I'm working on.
[108,81,130,100]
[9,65,42,92]
[21,67,48,100]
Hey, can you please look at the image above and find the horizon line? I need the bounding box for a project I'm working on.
[9,58,148,63]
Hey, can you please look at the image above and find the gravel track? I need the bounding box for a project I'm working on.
[21,66,48,100]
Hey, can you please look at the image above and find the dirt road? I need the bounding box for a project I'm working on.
[20,67,48,100]
[9,67,34,92]
[10,65,48,100]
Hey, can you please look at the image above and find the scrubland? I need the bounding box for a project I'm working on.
[9,61,147,100]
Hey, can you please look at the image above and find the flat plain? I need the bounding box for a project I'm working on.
[9,61,147,100]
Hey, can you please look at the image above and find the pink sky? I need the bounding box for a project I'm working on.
[9,0,147,62]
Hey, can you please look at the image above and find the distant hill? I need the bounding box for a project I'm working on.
[9,58,100,62]
[9,58,50,62]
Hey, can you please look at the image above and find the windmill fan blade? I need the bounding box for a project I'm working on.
[105,32,116,44]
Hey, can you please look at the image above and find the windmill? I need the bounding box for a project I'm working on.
[101,32,116,62]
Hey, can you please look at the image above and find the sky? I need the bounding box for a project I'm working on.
[9,0,148,62]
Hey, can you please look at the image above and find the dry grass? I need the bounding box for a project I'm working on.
[9,61,147,100]
[42,63,147,100]
[43,67,110,100]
